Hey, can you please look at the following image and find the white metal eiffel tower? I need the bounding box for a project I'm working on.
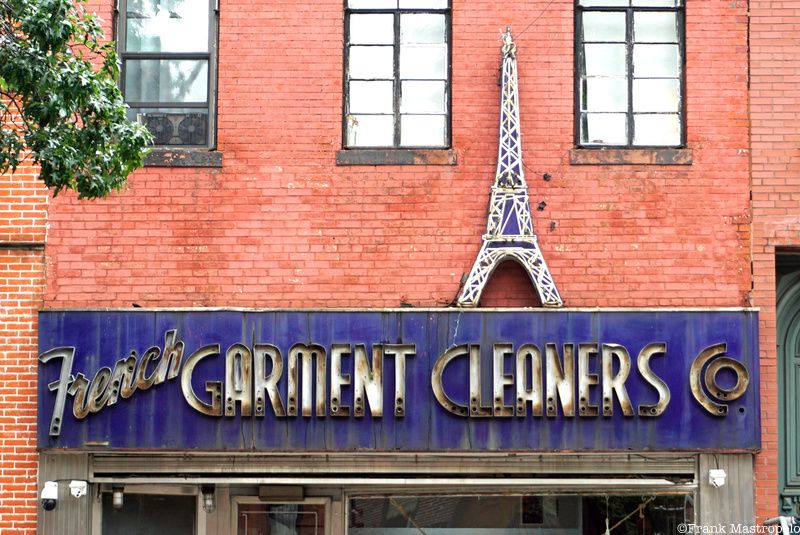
[457,29,563,308]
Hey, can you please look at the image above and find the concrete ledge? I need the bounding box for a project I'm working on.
[570,147,693,166]
[144,148,223,168]
[336,149,457,166]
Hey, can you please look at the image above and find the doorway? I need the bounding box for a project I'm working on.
[235,498,329,535]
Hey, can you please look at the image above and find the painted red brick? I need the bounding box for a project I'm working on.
[750,0,800,521]
[2,0,759,531]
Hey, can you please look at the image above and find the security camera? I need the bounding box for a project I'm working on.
[709,468,727,488]
[41,481,58,511]
[69,480,87,498]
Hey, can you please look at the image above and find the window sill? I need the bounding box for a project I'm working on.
[570,147,692,166]
[144,148,223,168]
[336,149,457,166]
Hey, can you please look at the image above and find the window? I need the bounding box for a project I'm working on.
[102,492,197,533]
[576,0,684,148]
[118,0,217,148]
[348,494,691,534]
[343,0,451,149]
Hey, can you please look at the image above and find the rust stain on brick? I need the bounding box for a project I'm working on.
[570,148,693,166]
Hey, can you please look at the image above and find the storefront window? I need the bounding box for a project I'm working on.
[102,493,196,534]
[349,495,691,535]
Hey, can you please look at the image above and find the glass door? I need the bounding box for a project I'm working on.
[237,502,327,535]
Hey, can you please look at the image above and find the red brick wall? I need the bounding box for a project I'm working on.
[1,0,755,531]
[0,160,49,533]
[44,0,751,310]
[750,0,800,522]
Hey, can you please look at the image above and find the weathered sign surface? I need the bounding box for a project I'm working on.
[38,309,759,451]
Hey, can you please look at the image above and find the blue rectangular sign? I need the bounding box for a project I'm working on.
[37,309,759,451]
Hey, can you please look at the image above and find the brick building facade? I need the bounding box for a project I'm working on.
[2,0,792,532]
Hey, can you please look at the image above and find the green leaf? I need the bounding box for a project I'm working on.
[0,0,153,199]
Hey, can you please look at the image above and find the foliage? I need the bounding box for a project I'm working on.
[0,0,152,199]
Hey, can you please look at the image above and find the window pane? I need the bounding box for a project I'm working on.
[125,60,208,103]
[583,44,627,76]
[634,12,678,43]
[348,46,394,79]
[350,14,394,45]
[633,113,680,145]
[349,81,394,113]
[633,79,680,112]
[581,113,627,145]
[400,0,449,7]
[348,0,397,8]
[401,14,446,44]
[582,12,626,42]
[633,44,679,77]
[401,80,445,113]
[583,78,628,112]
[401,114,446,146]
[126,0,209,52]
[103,494,195,534]
[579,0,629,6]
[347,115,394,147]
[400,44,447,79]
[128,108,209,146]
[633,0,680,6]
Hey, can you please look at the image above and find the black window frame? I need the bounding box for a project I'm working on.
[116,0,219,150]
[342,0,452,150]
[574,0,686,149]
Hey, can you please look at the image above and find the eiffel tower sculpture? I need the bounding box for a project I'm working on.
[456,29,563,308]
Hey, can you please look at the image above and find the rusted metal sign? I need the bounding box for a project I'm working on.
[37,309,759,451]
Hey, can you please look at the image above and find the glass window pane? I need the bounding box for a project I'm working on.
[634,12,678,43]
[124,59,208,103]
[401,14,446,44]
[633,113,681,145]
[349,495,690,532]
[128,107,209,146]
[583,78,628,112]
[401,114,446,146]
[103,494,195,533]
[349,81,394,113]
[348,0,397,8]
[579,0,629,6]
[401,80,446,113]
[583,44,627,76]
[126,0,209,52]
[350,14,394,45]
[348,46,394,79]
[400,44,447,79]
[400,0,449,7]
[347,115,394,147]
[633,44,679,77]
[581,113,627,145]
[582,12,626,42]
[633,0,680,6]
[633,79,680,112]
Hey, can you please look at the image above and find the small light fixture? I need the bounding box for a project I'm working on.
[543,173,551,181]
[201,484,216,513]
[112,485,124,509]
[537,201,547,211]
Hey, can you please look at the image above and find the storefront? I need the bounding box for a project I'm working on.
[36,308,759,534]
